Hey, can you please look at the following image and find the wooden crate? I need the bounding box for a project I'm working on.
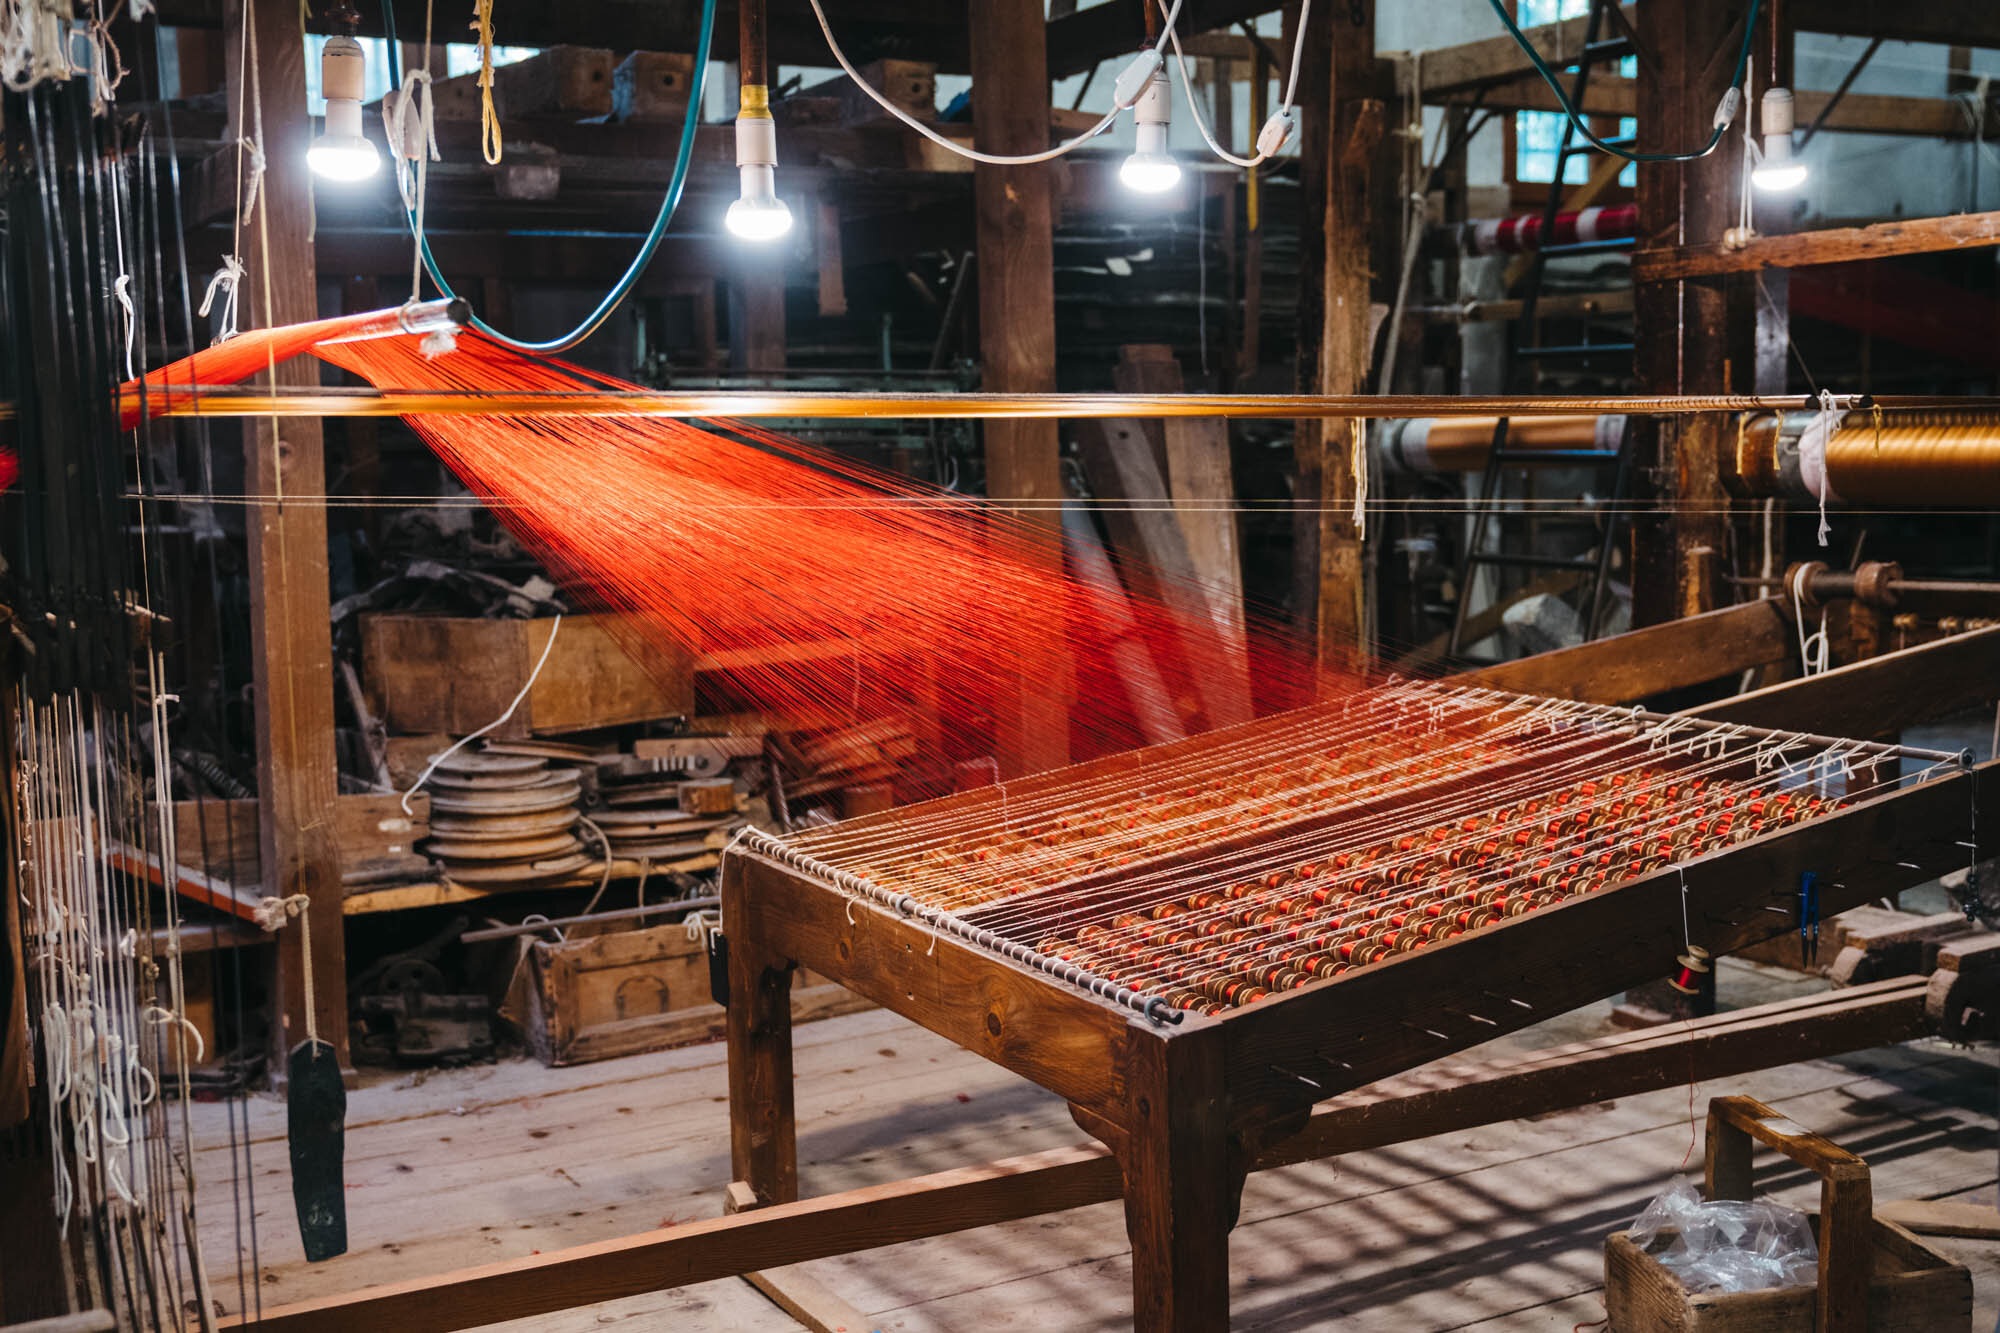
[1604,1095,1971,1332]
[611,50,694,122]
[361,613,693,738]
[174,793,431,888]
[432,45,614,121]
[1606,1220,1972,1331]
[512,921,870,1067]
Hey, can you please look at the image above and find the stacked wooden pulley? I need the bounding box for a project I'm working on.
[420,741,595,885]
[591,769,742,863]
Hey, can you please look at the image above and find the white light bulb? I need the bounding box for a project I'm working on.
[1751,87,1808,194]
[308,136,382,181]
[1122,72,1179,196]
[1120,151,1182,194]
[729,106,793,242]
[726,191,794,241]
[310,37,380,182]
[1751,159,1808,192]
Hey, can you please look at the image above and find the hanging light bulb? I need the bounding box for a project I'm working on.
[1120,66,1181,195]
[726,84,793,241]
[309,33,381,181]
[1751,87,1808,192]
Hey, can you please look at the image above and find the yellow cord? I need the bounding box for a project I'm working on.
[474,0,502,164]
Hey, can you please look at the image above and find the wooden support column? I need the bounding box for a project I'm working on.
[723,863,798,1208]
[1631,0,1751,629]
[970,0,1068,774]
[1293,0,1383,666]
[228,0,349,1077]
[729,267,786,373]
[1120,1028,1234,1333]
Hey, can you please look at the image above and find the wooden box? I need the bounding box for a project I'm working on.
[361,613,693,738]
[1605,1219,1972,1332]
[513,920,869,1067]
[174,793,431,888]
[432,45,614,121]
[1604,1094,1971,1332]
[611,50,695,122]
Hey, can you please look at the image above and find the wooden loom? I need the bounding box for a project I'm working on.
[211,627,2000,1332]
[721,682,1987,1330]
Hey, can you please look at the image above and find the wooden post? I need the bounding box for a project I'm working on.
[1624,0,1757,1021]
[1632,0,1752,628]
[228,0,349,1078]
[1293,0,1383,666]
[723,863,798,1207]
[970,0,1068,775]
[1120,1028,1234,1332]
[729,267,786,373]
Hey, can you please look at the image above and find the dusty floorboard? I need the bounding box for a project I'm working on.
[186,963,2000,1330]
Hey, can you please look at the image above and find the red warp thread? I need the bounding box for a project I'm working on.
[306,331,1353,790]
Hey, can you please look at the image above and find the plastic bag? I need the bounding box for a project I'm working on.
[1626,1177,1819,1293]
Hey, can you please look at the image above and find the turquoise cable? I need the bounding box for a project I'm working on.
[1482,0,1763,164]
[384,0,718,353]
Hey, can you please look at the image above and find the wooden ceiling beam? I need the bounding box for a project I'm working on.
[1421,0,2000,98]
[1440,76,1969,139]
[153,1,975,70]
[1045,0,1279,80]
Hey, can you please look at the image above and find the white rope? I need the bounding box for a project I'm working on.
[255,893,326,1050]
[801,0,1173,165]
[1349,418,1369,539]
[111,273,137,380]
[196,254,246,344]
[1159,0,1311,168]
[1790,561,1830,677]
[390,68,442,308]
[1799,388,1844,548]
[683,908,719,946]
[1,0,74,91]
[400,613,564,814]
[238,133,267,224]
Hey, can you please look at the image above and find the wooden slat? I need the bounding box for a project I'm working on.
[1417,6,1631,95]
[1685,624,2000,737]
[225,974,1934,1333]
[1417,1,2000,98]
[1458,599,1792,702]
[1044,0,1271,79]
[1269,977,1930,1164]
[1459,76,1970,140]
[732,852,1142,1121]
[1635,210,2000,282]
[1875,1199,2000,1238]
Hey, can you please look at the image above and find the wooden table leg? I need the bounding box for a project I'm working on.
[724,863,799,1206]
[1121,1028,1234,1332]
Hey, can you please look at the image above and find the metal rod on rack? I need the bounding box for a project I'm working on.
[74,388,2000,424]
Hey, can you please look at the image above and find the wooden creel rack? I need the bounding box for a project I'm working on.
[722,690,1990,1330]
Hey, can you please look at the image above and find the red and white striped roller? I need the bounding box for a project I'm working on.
[1464,203,1638,255]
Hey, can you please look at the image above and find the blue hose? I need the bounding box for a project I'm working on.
[382,0,718,353]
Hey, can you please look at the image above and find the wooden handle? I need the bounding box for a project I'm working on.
[1702,1095,1871,1333]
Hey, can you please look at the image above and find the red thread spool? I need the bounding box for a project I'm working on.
[1669,945,1712,995]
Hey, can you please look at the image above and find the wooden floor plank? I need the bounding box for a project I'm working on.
[186,996,2000,1331]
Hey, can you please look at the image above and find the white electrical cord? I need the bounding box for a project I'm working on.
[1159,0,1309,168]
[803,0,1185,166]
[400,614,564,814]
